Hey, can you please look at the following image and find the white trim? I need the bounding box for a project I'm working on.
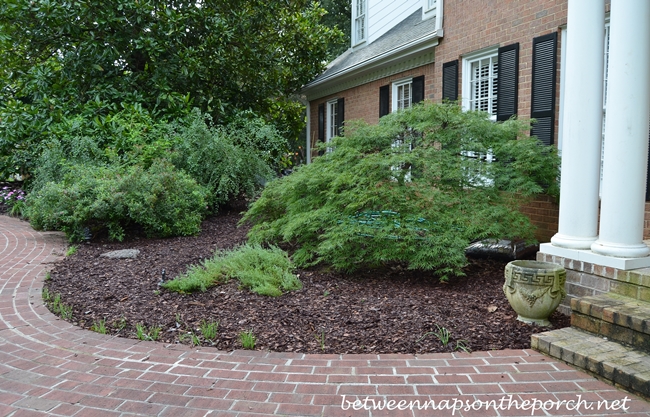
[352,0,367,47]
[306,101,311,164]
[557,26,567,153]
[326,99,338,142]
[303,34,440,99]
[461,46,499,120]
[423,0,443,31]
[392,78,413,112]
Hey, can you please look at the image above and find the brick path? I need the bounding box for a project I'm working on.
[1,215,649,417]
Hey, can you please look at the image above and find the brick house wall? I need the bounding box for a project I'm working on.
[307,64,436,154]
[307,0,650,242]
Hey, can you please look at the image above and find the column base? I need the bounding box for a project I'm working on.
[550,233,597,250]
[540,243,650,270]
[590,240,650,258]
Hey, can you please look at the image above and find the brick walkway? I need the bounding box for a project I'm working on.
[1,215,649,417]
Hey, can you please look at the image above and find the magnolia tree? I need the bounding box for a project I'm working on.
[242,102,560,280]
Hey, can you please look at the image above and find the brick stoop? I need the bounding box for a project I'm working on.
[532,293,650,399]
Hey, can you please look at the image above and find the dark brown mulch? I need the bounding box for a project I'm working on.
[43,209,569,354]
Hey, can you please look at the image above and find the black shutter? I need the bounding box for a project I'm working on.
[335,97,345,136]
[412,75,425,104]
[496,43,519,121]
[442,60,458,101]
[530,33,557,145]
[318,103,325,142]
[379,85,389,117]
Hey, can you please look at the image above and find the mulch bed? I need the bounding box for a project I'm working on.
[36,205,570,354]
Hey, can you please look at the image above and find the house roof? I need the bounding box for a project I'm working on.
[303,8,441,99]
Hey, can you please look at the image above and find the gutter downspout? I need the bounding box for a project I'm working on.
[306,101,311,164]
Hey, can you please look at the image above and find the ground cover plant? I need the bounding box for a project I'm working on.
[162,243,301,296]
[243,102,560,280]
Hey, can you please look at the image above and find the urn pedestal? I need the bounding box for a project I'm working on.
[503,260,566,326]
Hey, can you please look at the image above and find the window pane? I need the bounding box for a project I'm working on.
[469,55,498,115]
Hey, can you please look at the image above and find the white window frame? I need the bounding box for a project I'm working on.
[326,99,339,152]
[462,47,499,121]
[392,78,413,112]
[352,0,367,46]
[423,0,443,31]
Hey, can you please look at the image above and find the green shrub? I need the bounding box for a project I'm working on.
[163,244,301,296]
[169,111,276,209]
[30,108,276,211]
[242,102,560,280]
[24,160,207,241]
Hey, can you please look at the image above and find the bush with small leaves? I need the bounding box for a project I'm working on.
[24,160,207,242]
[242,102,560,280]
[163,244,301,296]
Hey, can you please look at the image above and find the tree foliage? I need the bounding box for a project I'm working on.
[319,0,351,59]
[242,102,560,280]
[0,0,342,178]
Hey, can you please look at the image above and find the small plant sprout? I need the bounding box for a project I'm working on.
[59,303,73,320]
[91,319,107,334]
[180,332,200,346]
[417,325,471,353]
[199,320,219,341]
[44,271,51,281]
[114,316,127,331]
[455,340,471,353]
[315,329,326,351]
[136,323,147,340]
[149,326,161,341]
[239,330,256,349]
[135,324,160,341]
[42,287,51,302]
[65,246,77,257]
[417,324,451,347]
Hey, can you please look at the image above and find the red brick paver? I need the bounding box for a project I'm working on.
[1,215,649,416]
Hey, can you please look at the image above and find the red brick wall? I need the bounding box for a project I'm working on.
[308,64,435,160]
[431,0,567,130]
[520,195,559,242]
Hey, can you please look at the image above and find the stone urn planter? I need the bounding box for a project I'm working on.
[503,260,566,326]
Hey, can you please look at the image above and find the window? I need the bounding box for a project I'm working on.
[393,80,412,111]
[423,0,443,30]
[462,49,498,119]
[317,98,344,154]
[326,99,339,141]
[353,0,366,45]
[461,44,520,122]
[391,76,424,113]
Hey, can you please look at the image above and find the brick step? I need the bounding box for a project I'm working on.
[571,293,650,352]
[532,327,650,399]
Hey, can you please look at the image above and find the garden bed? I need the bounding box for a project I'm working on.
[40,207,570,354]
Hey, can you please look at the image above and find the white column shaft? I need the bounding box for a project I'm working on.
[591,0,650,258]
[551,0,605,249]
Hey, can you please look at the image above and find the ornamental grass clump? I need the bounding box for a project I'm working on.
[242,102,560,280]
[163,244,301,296]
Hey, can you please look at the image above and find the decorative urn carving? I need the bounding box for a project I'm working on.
[503,260,566,326]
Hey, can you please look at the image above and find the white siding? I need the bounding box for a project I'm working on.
[367,0,420,44]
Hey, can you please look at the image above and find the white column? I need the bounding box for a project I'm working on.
[591,0,650,258]
[550,0,605,249]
